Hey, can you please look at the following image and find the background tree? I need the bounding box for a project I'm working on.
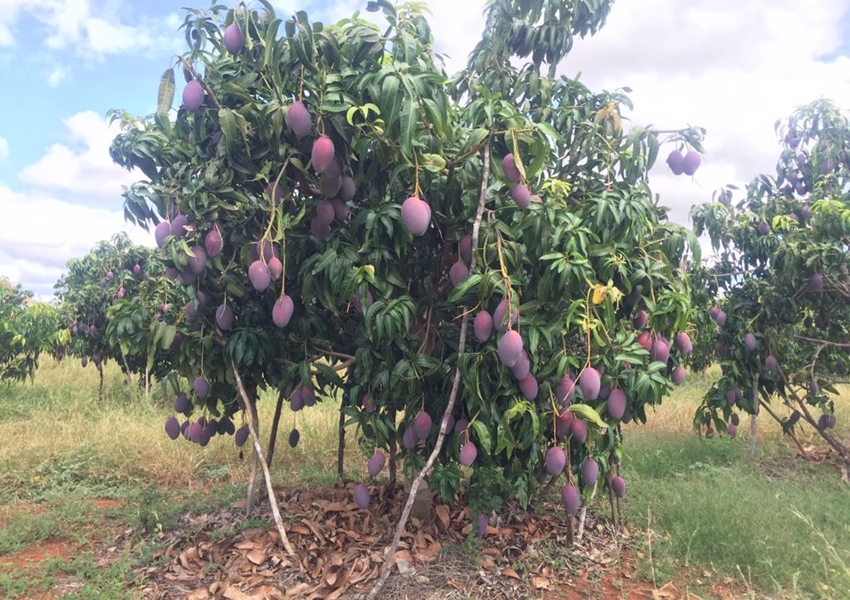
[55,233,181,397]
[108,0,702,573]
[0,277,66,383]
[691,99,850,464]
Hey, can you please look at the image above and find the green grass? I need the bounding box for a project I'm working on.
[0,359,849,598]
[623,433,850,598]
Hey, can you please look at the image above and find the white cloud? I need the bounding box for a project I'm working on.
[0,0,180,59]
[0,185,154,297]
[555,0,850,236]
[18,110,138,204]
[0,136,8,161]
[47,64,67,87]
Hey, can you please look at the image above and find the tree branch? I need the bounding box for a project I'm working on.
[367,137,493,600]
[776,365,849,460]
[792,335,850,348]
[758,398,808,458]
[315,347,357,362]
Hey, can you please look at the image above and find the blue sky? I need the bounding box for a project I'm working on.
[1,0,849,298]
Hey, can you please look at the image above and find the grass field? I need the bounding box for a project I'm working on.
[0,359,848,598]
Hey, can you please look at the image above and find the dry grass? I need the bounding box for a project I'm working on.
[638,364,850,447]
[1,359,847,497]
[0,358,347,495]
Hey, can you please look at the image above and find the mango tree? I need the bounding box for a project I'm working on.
[691,99,850,464]
[0,277,66,383]
[55,232,178,396]
[108,0,701,591]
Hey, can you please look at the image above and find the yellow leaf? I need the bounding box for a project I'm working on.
[591,284,607,305]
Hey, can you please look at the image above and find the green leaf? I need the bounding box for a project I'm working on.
[568,404,608,430]
[399,101,416,158]
[380,74,402,132]
[156,69,175,118]
[470,419,492,454]
[218,108,239,153]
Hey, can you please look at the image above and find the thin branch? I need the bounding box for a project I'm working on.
[231,361,297,557]
[314,347,357,362]
[366,137,493,600]
[792,335,850,348]
[758,399,808,458]
[776,365,849,459]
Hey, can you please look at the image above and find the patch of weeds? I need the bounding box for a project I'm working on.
[0,497,91,555]
[3,451,134,503]
[43,549,140,599]
[198,464,232,482]
[132,485,176,535]
[0,568,37,599]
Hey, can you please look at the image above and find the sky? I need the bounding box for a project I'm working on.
[0,0,849,298]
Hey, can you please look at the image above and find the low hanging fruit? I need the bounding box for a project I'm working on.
[459,441,478,466]
[401,196,431,236]
[248,260,271,291]
[286,101,312,137]
[473,310,493,342]
[502,153,521,182]
[311,135,335,173]
[579,367,601,400]
[497,330,523,367]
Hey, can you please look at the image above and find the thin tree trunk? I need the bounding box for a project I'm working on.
[337,400,346,483]
[577,480,598,543]
[98,366,104,402]
[266,390,285,468]
[607,481,618,528]
[388,408,398,491]
[120,351,132,385]
[367,139,491,600]
[232,362,296,557]
[750,373,759,460]
[246,393,261,512]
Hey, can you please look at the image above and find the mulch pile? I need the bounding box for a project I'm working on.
[133,482,639,600]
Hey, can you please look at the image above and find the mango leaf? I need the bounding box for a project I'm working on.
[568,404,608,430]
[156,69,175,118]
[380,74,402,130]
[399,101,416,157]
[470,419,492,454]
[218,108,239,153]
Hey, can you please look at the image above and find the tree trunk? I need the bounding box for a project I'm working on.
[120,352,132,385]
[246,394,261,512]
[337,401,346,482]
[266,390,285,468]
[750,373,759,460]
[388,435,397,490]
[232,363,296,557]
[98,366,104,402]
